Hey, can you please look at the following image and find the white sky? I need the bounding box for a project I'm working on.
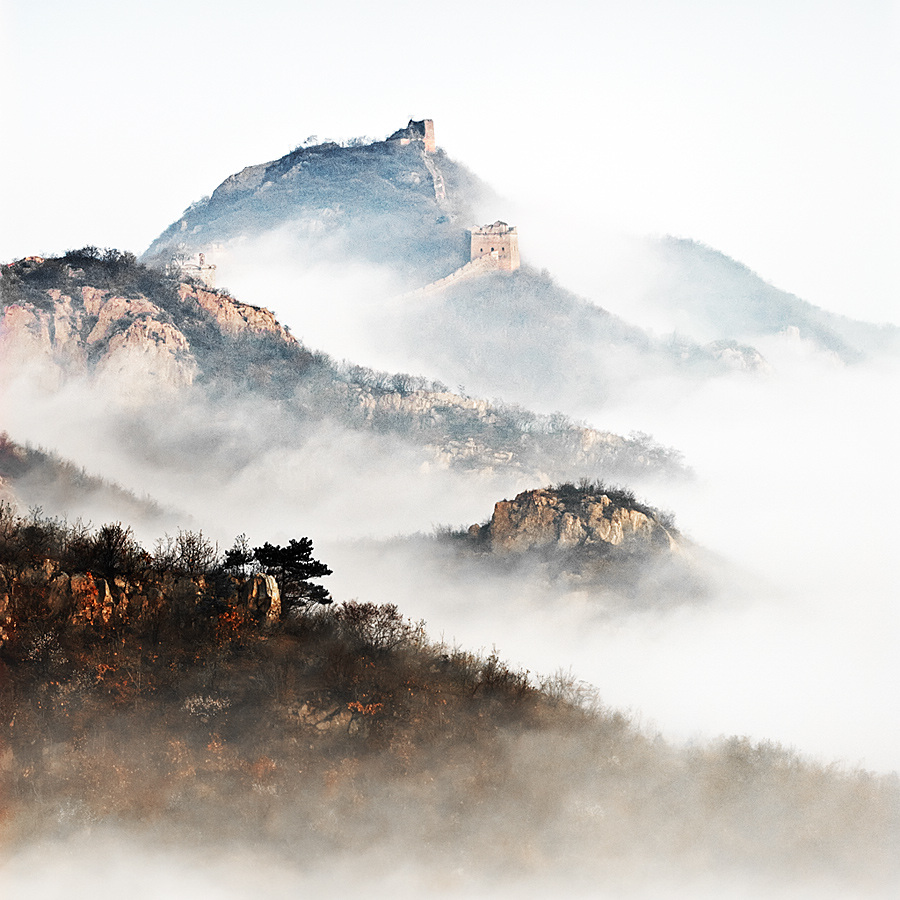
[2,0,898,324]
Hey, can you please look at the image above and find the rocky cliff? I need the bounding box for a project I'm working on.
[0,554,282,650]
[0,252,293,396]
[472,486,677,555]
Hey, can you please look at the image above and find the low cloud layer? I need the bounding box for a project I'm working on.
[3,270,898,774]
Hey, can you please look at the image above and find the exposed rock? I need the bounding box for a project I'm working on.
[242,573,281,625]
[705,340,770,372]
[480,488,675,554]
[0,282,195,393]
[1,254,688,484]
[69,573,103,625]
[85,292,164,344]
[178,284,293,342]
[288,702,352,733]
[96,318,197,393]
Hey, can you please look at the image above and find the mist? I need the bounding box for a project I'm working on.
[3,238,898,776]
[3,235,899,900]
[6,831,897,900]
[228,229,900,772]
[145,215,900,773]
[321,342,900,773]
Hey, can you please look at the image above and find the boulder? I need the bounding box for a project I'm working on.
[242,574,281,624]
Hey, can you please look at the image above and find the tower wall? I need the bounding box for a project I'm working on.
[422,119,436,153]
[469,222,520,271]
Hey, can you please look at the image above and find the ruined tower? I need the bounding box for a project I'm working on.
[167,251,216,288]
[388,118,436,153]
[469,221,520,271]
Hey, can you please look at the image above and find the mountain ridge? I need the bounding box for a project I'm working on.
[137,120,899,418]
[0,249,687,530]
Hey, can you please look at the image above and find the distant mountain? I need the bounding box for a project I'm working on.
[372,264,767,411]
[141,122,777,410]
[613,237,900,361]
[143,130,490,284]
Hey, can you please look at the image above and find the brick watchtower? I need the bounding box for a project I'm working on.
[469,221,520,271]
[388,119,436,153]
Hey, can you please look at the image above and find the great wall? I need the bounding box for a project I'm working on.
[169,119,520,298]
[390,120,521,295]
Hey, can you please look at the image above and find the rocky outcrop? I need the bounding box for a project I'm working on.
[96,318,198,392]
[177,284,294,342]
[0,258,295,397]
[705,340,770,372]
[473,488,676,554]
[1,254,688,484]
[0,283,196,391]
[0,566,284,643]
[241,573,281,625]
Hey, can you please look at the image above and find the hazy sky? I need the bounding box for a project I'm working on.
[2,0,898,324]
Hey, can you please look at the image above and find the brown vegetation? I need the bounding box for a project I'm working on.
[0,505,898,889]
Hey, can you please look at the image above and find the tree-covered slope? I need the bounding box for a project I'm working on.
[0,250,686,534]
[1,506,897,894]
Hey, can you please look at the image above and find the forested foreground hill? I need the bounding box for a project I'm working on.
[0,507,898,894]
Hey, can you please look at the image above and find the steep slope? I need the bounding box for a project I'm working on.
[143,132,490,284]
[378,265,766,410]
[437,481,706,615]
[2,509,898,895]
[471,483,676,554]
[139,120,897,424]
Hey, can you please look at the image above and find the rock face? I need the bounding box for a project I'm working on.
[476,488,676,554]
[0,567,285,645]
[0,283,196,393]
[242,573,281,625]
[176,284,293,342]
[0,258,294,398]
[0,254,688,484]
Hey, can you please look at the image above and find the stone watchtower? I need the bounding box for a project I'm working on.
[388,118,436,153]
[166,251,216,288]
[469,221,520,271]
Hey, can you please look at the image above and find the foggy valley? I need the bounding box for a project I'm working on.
[2,118,899,899]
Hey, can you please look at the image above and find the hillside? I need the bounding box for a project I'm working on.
[0,435,174,532]
[377,265,767,410]
[0,250,685,534]
[137,120,897,421]
[139,122,781,412]
[1,506,897,894]
[143,130,490,284]
[610,236,900,361]
[421,481,709,616]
